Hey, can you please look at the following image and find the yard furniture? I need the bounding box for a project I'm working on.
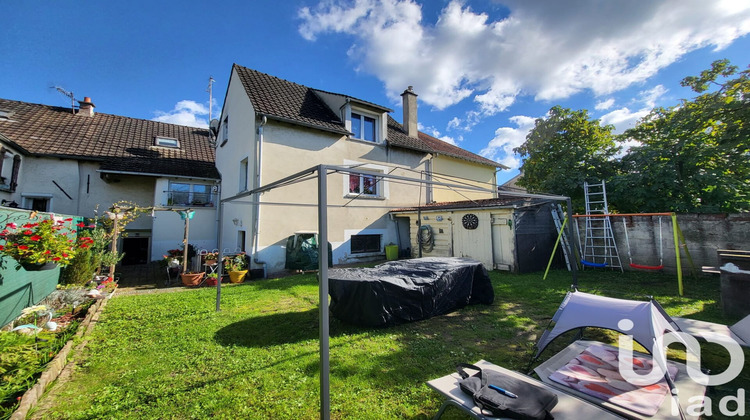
[427,359,622,420]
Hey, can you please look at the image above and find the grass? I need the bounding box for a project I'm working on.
[30,269,749,419]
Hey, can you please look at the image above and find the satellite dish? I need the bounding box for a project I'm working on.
[209,119,220,136]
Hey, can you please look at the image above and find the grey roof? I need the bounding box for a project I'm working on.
[0,98,219,179]
[233,64,504,168]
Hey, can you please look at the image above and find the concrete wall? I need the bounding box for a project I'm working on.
[574,213,750,274]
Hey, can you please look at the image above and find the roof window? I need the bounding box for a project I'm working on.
[0,110,14,121]
[155,136,180,148]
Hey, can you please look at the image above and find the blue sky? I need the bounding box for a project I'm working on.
[2,1,749,184]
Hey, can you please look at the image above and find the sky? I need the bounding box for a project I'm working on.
[2,1,749,184]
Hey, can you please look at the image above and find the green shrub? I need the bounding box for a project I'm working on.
[61,248,97,286]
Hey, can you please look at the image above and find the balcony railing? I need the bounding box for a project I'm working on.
[165,191,215,207]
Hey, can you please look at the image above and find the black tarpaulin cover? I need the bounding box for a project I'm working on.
[328,257,494,327]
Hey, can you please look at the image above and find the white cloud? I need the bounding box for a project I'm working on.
[419,122,460,145]
[595,98,615,110]
[600,85,668,133]
[479,115,537,170]
[153,100,211,128]
[299,0,750,119]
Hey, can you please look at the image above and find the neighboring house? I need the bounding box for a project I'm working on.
[499,171,528,193]
[0,98,220,264]
[216,64,506,276]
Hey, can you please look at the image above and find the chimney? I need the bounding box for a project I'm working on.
[77,97,96,117]
[401,86,418,138]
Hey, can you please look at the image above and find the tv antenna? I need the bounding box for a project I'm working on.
[52,86,77,114]
[206,76,215,122]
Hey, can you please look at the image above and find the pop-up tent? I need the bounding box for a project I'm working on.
[534,290,697,360]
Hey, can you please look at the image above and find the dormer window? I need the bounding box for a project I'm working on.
[351,112,376,142]
[155,136,179,148]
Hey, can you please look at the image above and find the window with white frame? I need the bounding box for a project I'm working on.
[221,116,229,146]
[167,182,215,207]
[239,158,249,192]
[348,171,381,197]
[155,136,179,148]
[350,111,377,142]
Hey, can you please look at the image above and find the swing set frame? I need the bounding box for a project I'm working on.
[572,212,697,295]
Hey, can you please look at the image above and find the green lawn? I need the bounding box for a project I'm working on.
[31,269,749,419]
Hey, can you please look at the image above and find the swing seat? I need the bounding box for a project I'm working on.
[581,259,608,268]
[629,263,664,271]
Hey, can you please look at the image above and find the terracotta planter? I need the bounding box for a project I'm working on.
[228,270,248,283]
[181,272,204,286]
[204,259,218,266]
[21,261,58,271]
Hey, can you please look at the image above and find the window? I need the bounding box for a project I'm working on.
[239,158,248,192]
[237,230,246,252]
[155,136,179,148]
[221,116,229,146]
[22,195,51,212]
[0,152,21,192]
[351,112,376,142]
[349,172,380,196]
[167,182,215,206]
[351,234,381,254]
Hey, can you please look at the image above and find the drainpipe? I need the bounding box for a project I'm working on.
[252,115,268,278]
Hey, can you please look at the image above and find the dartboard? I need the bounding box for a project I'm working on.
[462,213,479,230]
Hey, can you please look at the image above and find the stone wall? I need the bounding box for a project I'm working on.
[574,213,750,274]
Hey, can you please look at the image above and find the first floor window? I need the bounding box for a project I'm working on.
[351,234,381,254]
[349,172,379,196]
[168,182,215,206]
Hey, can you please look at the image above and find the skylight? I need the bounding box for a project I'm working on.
[155,136,179,148]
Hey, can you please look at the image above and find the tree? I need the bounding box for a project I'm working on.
[514,106,620,209]
[613,60,750,213]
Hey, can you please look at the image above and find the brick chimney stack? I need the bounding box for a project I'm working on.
[77,97,95,117]
[401,86,418,138]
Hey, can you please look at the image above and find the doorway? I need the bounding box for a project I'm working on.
[121,237,150,265]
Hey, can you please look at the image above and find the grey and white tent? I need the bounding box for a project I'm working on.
[534,290,698,361]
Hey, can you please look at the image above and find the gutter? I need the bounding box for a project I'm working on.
[252,115,268,278]
[96,169,219,181]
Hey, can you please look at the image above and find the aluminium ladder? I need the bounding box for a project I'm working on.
[551,204,574,271]
[581,181,623,271]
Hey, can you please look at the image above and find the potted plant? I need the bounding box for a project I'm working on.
[206,272,219,286]
[0,217,79,270]
[203,251,219,266]
[223,252,249,283]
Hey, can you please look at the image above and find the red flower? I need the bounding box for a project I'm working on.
[44,250,51,254]
[30,235,41,241]
[52,257,61,261]
[65,218,73,221]
[6,222,16,229]
[23,230,33,235]
[18,245,29,250]
[76,222,85,228]
[0,245,4,251]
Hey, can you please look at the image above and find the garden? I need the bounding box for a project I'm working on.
[18,268,749,420]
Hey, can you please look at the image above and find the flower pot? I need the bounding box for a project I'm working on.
[204,259,217,266]
[21,261,58,271]
[206,276,218,286]
[181,272,204,286]
[228,270,248,283]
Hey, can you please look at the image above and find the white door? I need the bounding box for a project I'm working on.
[491,212,514,271]
[452,211,493,268]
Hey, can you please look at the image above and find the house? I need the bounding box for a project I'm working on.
[0,97,220,264]
[216,64,506,276]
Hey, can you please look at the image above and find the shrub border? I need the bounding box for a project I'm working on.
[9,288,117,420]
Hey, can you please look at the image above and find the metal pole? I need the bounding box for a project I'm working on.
[317,165,330,420]
[672,213,684,296]
[566,198,578,288]
[216,202,224,312]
